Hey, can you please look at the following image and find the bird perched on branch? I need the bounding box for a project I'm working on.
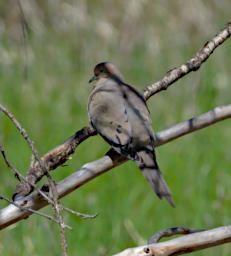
[88,62,174,206]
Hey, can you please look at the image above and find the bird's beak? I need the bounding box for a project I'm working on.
[89,75,97,83]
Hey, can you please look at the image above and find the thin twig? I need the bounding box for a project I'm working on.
[0,194,71,229]
[0,144,22,181]
[148,227,204,244]
[49,179,68,256]
[144,22,231,99]
[0,104,40,163]
[63,206,98,219]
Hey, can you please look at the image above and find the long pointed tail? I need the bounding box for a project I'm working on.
[136,149,175,207]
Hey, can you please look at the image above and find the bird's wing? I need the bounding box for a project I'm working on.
[122,83,155,144]
[88,80,132,147]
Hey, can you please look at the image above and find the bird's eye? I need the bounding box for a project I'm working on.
[100,69,104,73]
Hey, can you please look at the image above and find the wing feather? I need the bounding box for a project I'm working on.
[88,80,132,146]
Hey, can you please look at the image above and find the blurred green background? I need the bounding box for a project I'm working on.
[0,1,231,255]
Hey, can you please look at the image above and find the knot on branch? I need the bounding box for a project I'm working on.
[13,182,32,201]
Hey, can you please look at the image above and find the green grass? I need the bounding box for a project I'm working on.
[0,1,231,255]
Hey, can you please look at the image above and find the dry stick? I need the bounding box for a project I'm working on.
[0,103,230,230]
[148,227,203,244]
[114,226,231,256]
[0,144,22,181]
[0,194,71,229]
[0,104,68,256]
[144,21,231,99]
[13,22,231,199]
[63,206,98,219]
[49,180,68,256]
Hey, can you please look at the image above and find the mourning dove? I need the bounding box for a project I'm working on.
[88,62,174,206]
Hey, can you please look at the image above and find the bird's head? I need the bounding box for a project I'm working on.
[89,62,124,83]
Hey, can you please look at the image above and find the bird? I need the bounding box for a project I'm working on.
[88,62,174,206]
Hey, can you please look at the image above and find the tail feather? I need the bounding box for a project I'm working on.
[136,149,175,207]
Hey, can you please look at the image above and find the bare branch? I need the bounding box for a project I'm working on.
[148,227,203,244]
[0,104,41,163]
[0,144,22,181]
[0,103,230,229]
[144,22,231,99]
[155,104,231,145]
[113,226,231,256]
[48,178,68,256]
[63,206,98,219]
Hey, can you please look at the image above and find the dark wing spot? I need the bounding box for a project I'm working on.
[116,128,122,133]
[116,124,122,134]
[116,127,122,134]
[116,135,122,145]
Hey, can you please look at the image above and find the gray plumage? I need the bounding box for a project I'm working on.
[88,62,174,206]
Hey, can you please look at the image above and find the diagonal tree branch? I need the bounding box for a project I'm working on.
[12,126,97,199]
[11,22,231,199]
[155,104,231,145]
[0,103,230,230]
[144,22,231,99]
